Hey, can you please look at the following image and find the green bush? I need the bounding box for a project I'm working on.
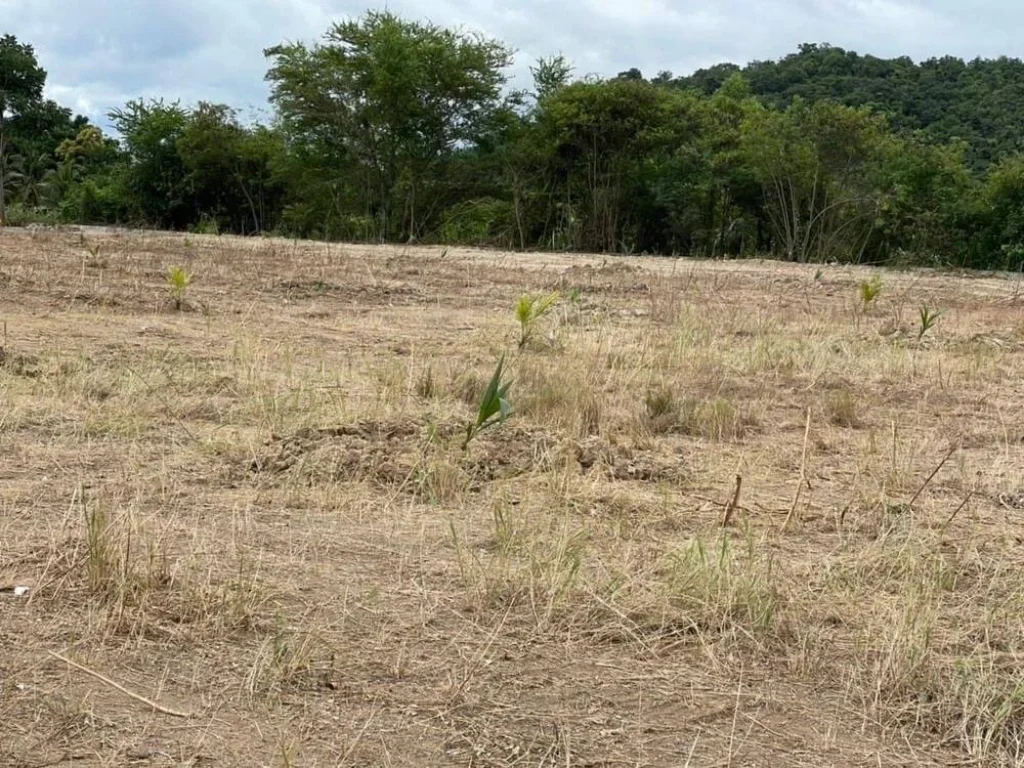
[3,203,61,227]
[441,197,515,246]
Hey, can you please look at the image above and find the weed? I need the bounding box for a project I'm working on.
[452,369,485,407]
[193,214,220,236]
[414,365,437,399]
[245,621,320,699]
[679,397,750,441]
[825,389,860,428]
[84,497,116,597]
[518,362,603,437]
[944,659,1024,762]
[665,533,780,637]
[646,389,751,440]
[644,387,680,434]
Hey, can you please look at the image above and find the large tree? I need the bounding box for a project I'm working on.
[265,11,514,240]
[742,98,888,262]
[0,34,46,224]
[176,103,284,234]
[109,99,190,228]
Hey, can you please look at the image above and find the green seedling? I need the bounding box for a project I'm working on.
[917,305,945,340]
[859,275,883,306]
[166,265,193,310]
[515,291,560,348]
[463,354,512,449]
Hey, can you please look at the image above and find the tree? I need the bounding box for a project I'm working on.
[534,78,694,252]
[675,44,1024,170]
[0,35,46,224]
[615,68,644,81]
[742,99,887,262]
[176,104,284,234]
[973,155,1024,270]
[109,100,189,228]
[265,11,514,240]
[530,55,573,101]
[870,134,975,264]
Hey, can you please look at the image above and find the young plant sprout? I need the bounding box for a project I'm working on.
[166,265,193,310]
[515,291,560,348]
[463,354,512,449]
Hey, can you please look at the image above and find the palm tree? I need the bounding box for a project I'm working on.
[15,149,54,207]
[42,160,80,206]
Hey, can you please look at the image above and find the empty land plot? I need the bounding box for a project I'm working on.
[2,226,1024,767]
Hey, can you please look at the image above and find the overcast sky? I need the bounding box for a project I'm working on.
[1,1,1020,129]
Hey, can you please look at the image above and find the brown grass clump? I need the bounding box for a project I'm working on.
[645,387,754,440]
[2,225,1023,766]
[824,388,861,427]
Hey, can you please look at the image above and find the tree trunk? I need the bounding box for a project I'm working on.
[235,172,260,234]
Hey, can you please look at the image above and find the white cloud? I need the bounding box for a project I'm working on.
[0,0,1019,130]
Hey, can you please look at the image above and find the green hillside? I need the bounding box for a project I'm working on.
[674,43,1024,169]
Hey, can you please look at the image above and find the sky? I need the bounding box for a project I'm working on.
[1,0,1021,129]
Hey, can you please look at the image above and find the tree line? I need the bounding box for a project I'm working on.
[4,18,1024,269]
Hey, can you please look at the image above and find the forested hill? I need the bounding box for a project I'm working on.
[672,44,1024,170]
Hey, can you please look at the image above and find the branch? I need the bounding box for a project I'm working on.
[48,650,196,719]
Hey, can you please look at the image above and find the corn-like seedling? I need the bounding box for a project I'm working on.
[463,354,512,449]
[515,291,560,348]
[917,305,944,340]
[166,265,193,310]
[859,275,883,306]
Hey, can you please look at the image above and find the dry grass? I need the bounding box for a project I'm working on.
[2,225,1024,765]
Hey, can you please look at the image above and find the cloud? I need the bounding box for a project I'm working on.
[0,0,1019,130]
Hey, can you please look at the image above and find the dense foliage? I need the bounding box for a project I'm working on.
[5,20,1024,269]
[674,43,1024,171]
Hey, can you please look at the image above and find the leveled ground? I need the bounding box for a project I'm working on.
[2,227,1024,767]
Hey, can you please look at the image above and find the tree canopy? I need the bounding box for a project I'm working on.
[673,43,1024,170]
[0,35,86,223]
[7,21,1024,270]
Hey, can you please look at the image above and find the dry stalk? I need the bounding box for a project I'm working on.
[940,490,974,538]
[782,409,812,531]
[722,475,743,527]
[907,442,959,509]
[48,650,196,718]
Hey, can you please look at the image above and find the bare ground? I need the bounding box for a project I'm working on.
[3,226,1024,766]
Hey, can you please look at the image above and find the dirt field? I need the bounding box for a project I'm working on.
[2,226,1024,767]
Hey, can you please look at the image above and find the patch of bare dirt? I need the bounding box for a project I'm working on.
[251,422,686,493]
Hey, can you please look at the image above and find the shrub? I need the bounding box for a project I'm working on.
[441,197,515,247]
